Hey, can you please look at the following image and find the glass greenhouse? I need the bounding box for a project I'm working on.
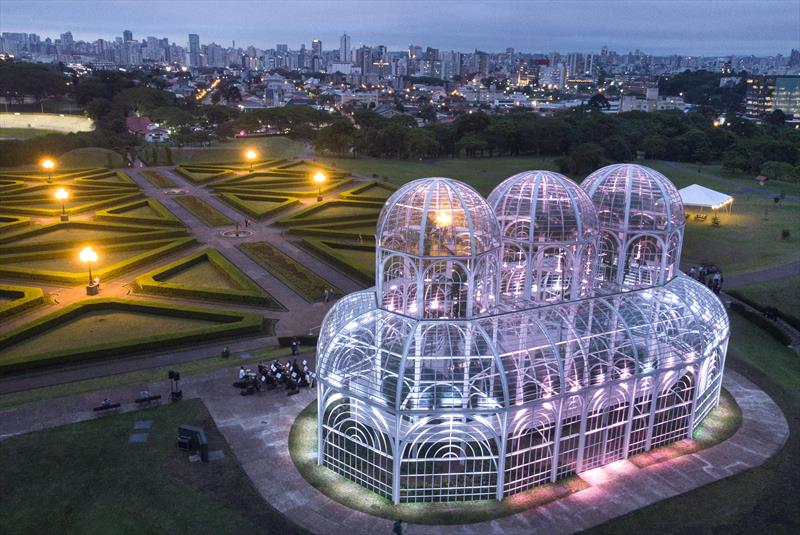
[317,165,729,504]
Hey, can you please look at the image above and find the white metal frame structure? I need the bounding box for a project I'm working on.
[317,169,729,504]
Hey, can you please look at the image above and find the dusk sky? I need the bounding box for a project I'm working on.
[1,0,798,55]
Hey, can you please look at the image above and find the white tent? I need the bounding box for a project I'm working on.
[678,184,734,212]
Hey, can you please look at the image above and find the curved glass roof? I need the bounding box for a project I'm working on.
[377,177,501,257]
[488,170,598,245]
[581,164,685,231]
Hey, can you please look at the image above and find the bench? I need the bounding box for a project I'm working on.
[694,213,708,222]
[135,394,162,405]
[93,403,121,412]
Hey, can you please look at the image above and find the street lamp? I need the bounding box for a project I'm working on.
[245,149,257,171]
[313,171,327,201]
[42,158,55,183]
[79,246,98,294]
[55,188,69,221]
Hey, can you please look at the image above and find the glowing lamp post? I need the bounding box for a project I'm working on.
[80,246,99,294]
[313,171,327,201]
[55,188,69,221]
[245,149,257,171]
[42,158,55,183]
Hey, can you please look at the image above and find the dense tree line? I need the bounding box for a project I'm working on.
[314,108,800,180]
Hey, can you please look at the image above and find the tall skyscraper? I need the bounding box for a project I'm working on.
[339,32,351,63]
[312,39,322,57]
[188,33,200,67]
[123,30,133,42]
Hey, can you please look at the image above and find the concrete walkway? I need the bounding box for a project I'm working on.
[0,363,787,534]
[724,260,800,289]
[210,368,789,535]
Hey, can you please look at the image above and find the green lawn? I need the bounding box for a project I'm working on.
[2,309,216,360]
[173,196,234,227]
[172,137,304,164]
[58,147,125,168]
[239,241,341,301]
[0,398,306,534]
[679,196,800,275]
[727,276,800,322]
[157,258,240,289]
[318,155,559,196]
[0,127,60,139]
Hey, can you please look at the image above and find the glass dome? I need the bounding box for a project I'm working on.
[581,164,684,231]
[317,275,729,503]
[377,177,501,258]
[488,171,599,303]
[581,164,685,290]
[377,178,502,320]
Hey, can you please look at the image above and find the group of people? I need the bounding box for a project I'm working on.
[687,265,724,295]
[234,359,316,396]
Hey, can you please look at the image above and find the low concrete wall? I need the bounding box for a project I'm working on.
[0,112,94,133]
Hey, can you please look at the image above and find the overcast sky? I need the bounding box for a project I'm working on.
[1,0,798,55]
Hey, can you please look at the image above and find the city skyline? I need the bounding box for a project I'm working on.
[1,0,798,56]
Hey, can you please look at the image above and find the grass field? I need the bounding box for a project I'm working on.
[0,127,60,139]
[239,241,341,301]
[173,196,234,227]
[318,155,559,196]
[727,276,800,321]
[171,137,304,164]
[158,259,239,289]
[58,147,125,168]
[679,196,800,275]
[0,398,306,534]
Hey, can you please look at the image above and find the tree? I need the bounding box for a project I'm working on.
[456,132,489,158]
[764,109,786,126]
[587,93,610,110]
[559,142,605,175]
[640,134,667,159]
[760,161,798,183]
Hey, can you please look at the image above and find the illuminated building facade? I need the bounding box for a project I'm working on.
[316,165,729,503]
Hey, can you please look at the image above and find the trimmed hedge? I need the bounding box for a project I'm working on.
[0,284,45,321]
[217,192,299,220]
[727,289,800,332]
[339,181,398,202]
[0,191,144,217]
[173,196,234,227]
[289,222,377,241]
[0,215,30,234]
[301,238,375,284]
[728,302,793,345]
[174,166,235,184]
[0,220,187,254]
[0,298,268,373]
[0,236,196,285]
[134,247,285,309]
[276,199,383,227]
[94,198,183,227]
[238,241,342,302]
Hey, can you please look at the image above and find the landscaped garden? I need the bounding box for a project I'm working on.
[172,196,234,227]
[0,398,306,534]
[134,248,285,309]
[0,298,267,372]
[239,241,341,302]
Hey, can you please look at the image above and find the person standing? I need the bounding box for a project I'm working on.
[392,519,403,535]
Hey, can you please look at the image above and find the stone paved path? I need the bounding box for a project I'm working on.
[1,363,786,534]
[723,260,800,289]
